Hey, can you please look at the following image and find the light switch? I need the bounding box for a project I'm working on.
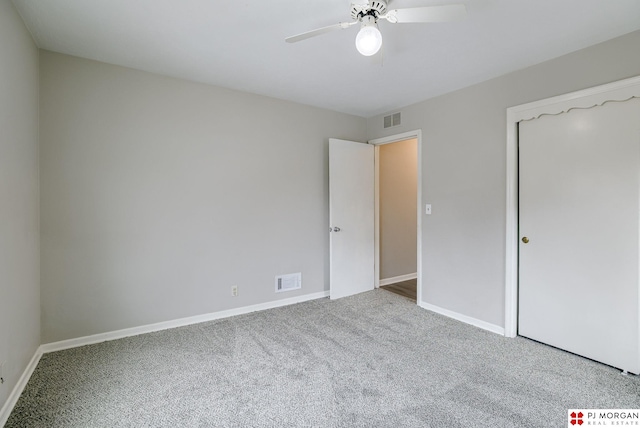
[425,204,432,215]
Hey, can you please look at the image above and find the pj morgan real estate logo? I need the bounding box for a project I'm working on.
[568,409,640,426]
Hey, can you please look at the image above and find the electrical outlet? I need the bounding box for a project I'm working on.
[231,285,238,297]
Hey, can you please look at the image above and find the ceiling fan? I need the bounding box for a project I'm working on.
[285,1,466,56]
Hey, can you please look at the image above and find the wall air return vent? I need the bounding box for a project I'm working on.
[275,272,302,293]
[383,112,401,128]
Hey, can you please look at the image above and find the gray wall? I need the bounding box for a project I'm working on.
[379,139,417,280]
[367,30,640,328]
[40,51,366,343]
[0,0,40,412]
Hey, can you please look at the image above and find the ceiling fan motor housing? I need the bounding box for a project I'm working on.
[351,0,388,21]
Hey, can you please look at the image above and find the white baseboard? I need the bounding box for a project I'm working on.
[379,272,417,287]
[418,301,505,335]
[0,346,43,427]
[41,290,330,354]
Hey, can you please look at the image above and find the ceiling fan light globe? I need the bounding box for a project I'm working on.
[355,26,382,56]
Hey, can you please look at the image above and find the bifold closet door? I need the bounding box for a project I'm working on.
[518,98,640,374]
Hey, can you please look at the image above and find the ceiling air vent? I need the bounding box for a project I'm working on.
[275,272,302,293]
[383,112,401,128]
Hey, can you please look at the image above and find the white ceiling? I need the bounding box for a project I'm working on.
[11,0,640,117]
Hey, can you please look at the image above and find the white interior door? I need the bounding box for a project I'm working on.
[518,98,640,374]
[329,138,375,300]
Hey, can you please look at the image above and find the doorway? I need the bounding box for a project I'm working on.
[370,131,423,304]
[328,131,422,302]
[376,138,418,301]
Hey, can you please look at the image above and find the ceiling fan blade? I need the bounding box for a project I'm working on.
[285,21,357,43]
[384,4,467,24]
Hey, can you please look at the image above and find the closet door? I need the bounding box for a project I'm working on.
[518,98,640,374]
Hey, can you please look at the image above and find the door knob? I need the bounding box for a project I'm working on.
[333,227,341,232]
[522,237,529,244]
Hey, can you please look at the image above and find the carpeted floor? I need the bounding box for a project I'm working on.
[6,290,640,427]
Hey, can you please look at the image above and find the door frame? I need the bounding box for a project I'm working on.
[504,75,640,338]
[369,130,423,304]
